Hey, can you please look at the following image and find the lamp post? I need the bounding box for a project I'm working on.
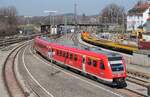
[64,15,68,36]
[24,16,32,26]
[44,10,57,76]
[44,10,57,34]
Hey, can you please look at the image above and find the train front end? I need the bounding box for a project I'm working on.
[108,55,127,88]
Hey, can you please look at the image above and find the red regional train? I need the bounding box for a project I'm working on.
[34,36,127,88]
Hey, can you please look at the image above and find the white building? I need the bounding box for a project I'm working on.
[127,1,150,31]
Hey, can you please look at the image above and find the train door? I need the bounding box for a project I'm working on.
[48,48,53,60]
[82,55,86,72]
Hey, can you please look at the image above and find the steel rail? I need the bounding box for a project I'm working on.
[2,43,28,97]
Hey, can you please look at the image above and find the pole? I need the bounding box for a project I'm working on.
[72,0,78,44]
[50,49,54,76]
[52,13,54,26]
[64,15,67,35]
[44,10,57,76]
[74,0,77,25]
[148,84,150,96]
[122,13,125,33]
[49,12,51,35]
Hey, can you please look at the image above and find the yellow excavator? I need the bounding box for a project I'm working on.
[130,28,144,39]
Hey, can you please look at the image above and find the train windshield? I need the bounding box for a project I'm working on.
[108,57,122,61]
[108,57,124,72]
[110,64,124,71]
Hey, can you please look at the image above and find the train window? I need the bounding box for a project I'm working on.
[70,53,73,59]
[88,58,92,65]
[58,50,60,56]
[52,48,54,52]
[93,60,97,67]
[65,52,69,58]
[110,64,124,71]
[60,51,62,56]
[56,50,59,55]
[82,57,85,64]
[74,54,78,61]
[100,60,105,70]
[63,52,66,57]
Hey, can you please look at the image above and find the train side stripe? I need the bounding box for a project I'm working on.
[53,59,113,82]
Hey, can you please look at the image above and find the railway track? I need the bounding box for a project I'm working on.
[70,32,150,97]
[1,34,62,97]
[127,74,149,87]
[0,33,46,48]
[2,42,29,97]
[3,33,146,97]
[127,69,150,82]
[0,38,25,47]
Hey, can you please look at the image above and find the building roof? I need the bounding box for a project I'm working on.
[128,1,150,16]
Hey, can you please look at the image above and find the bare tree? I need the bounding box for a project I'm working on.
[100,3,126,25]
[0,6,18,36]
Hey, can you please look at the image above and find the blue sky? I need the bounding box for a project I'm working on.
[0,0,139,16]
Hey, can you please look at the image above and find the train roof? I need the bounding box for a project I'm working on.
[40,36,122,58]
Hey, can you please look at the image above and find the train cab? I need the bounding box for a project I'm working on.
[108,56,127,87]
[89,47,127,87]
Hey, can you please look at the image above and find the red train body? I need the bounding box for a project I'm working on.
[34,36,127,87]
